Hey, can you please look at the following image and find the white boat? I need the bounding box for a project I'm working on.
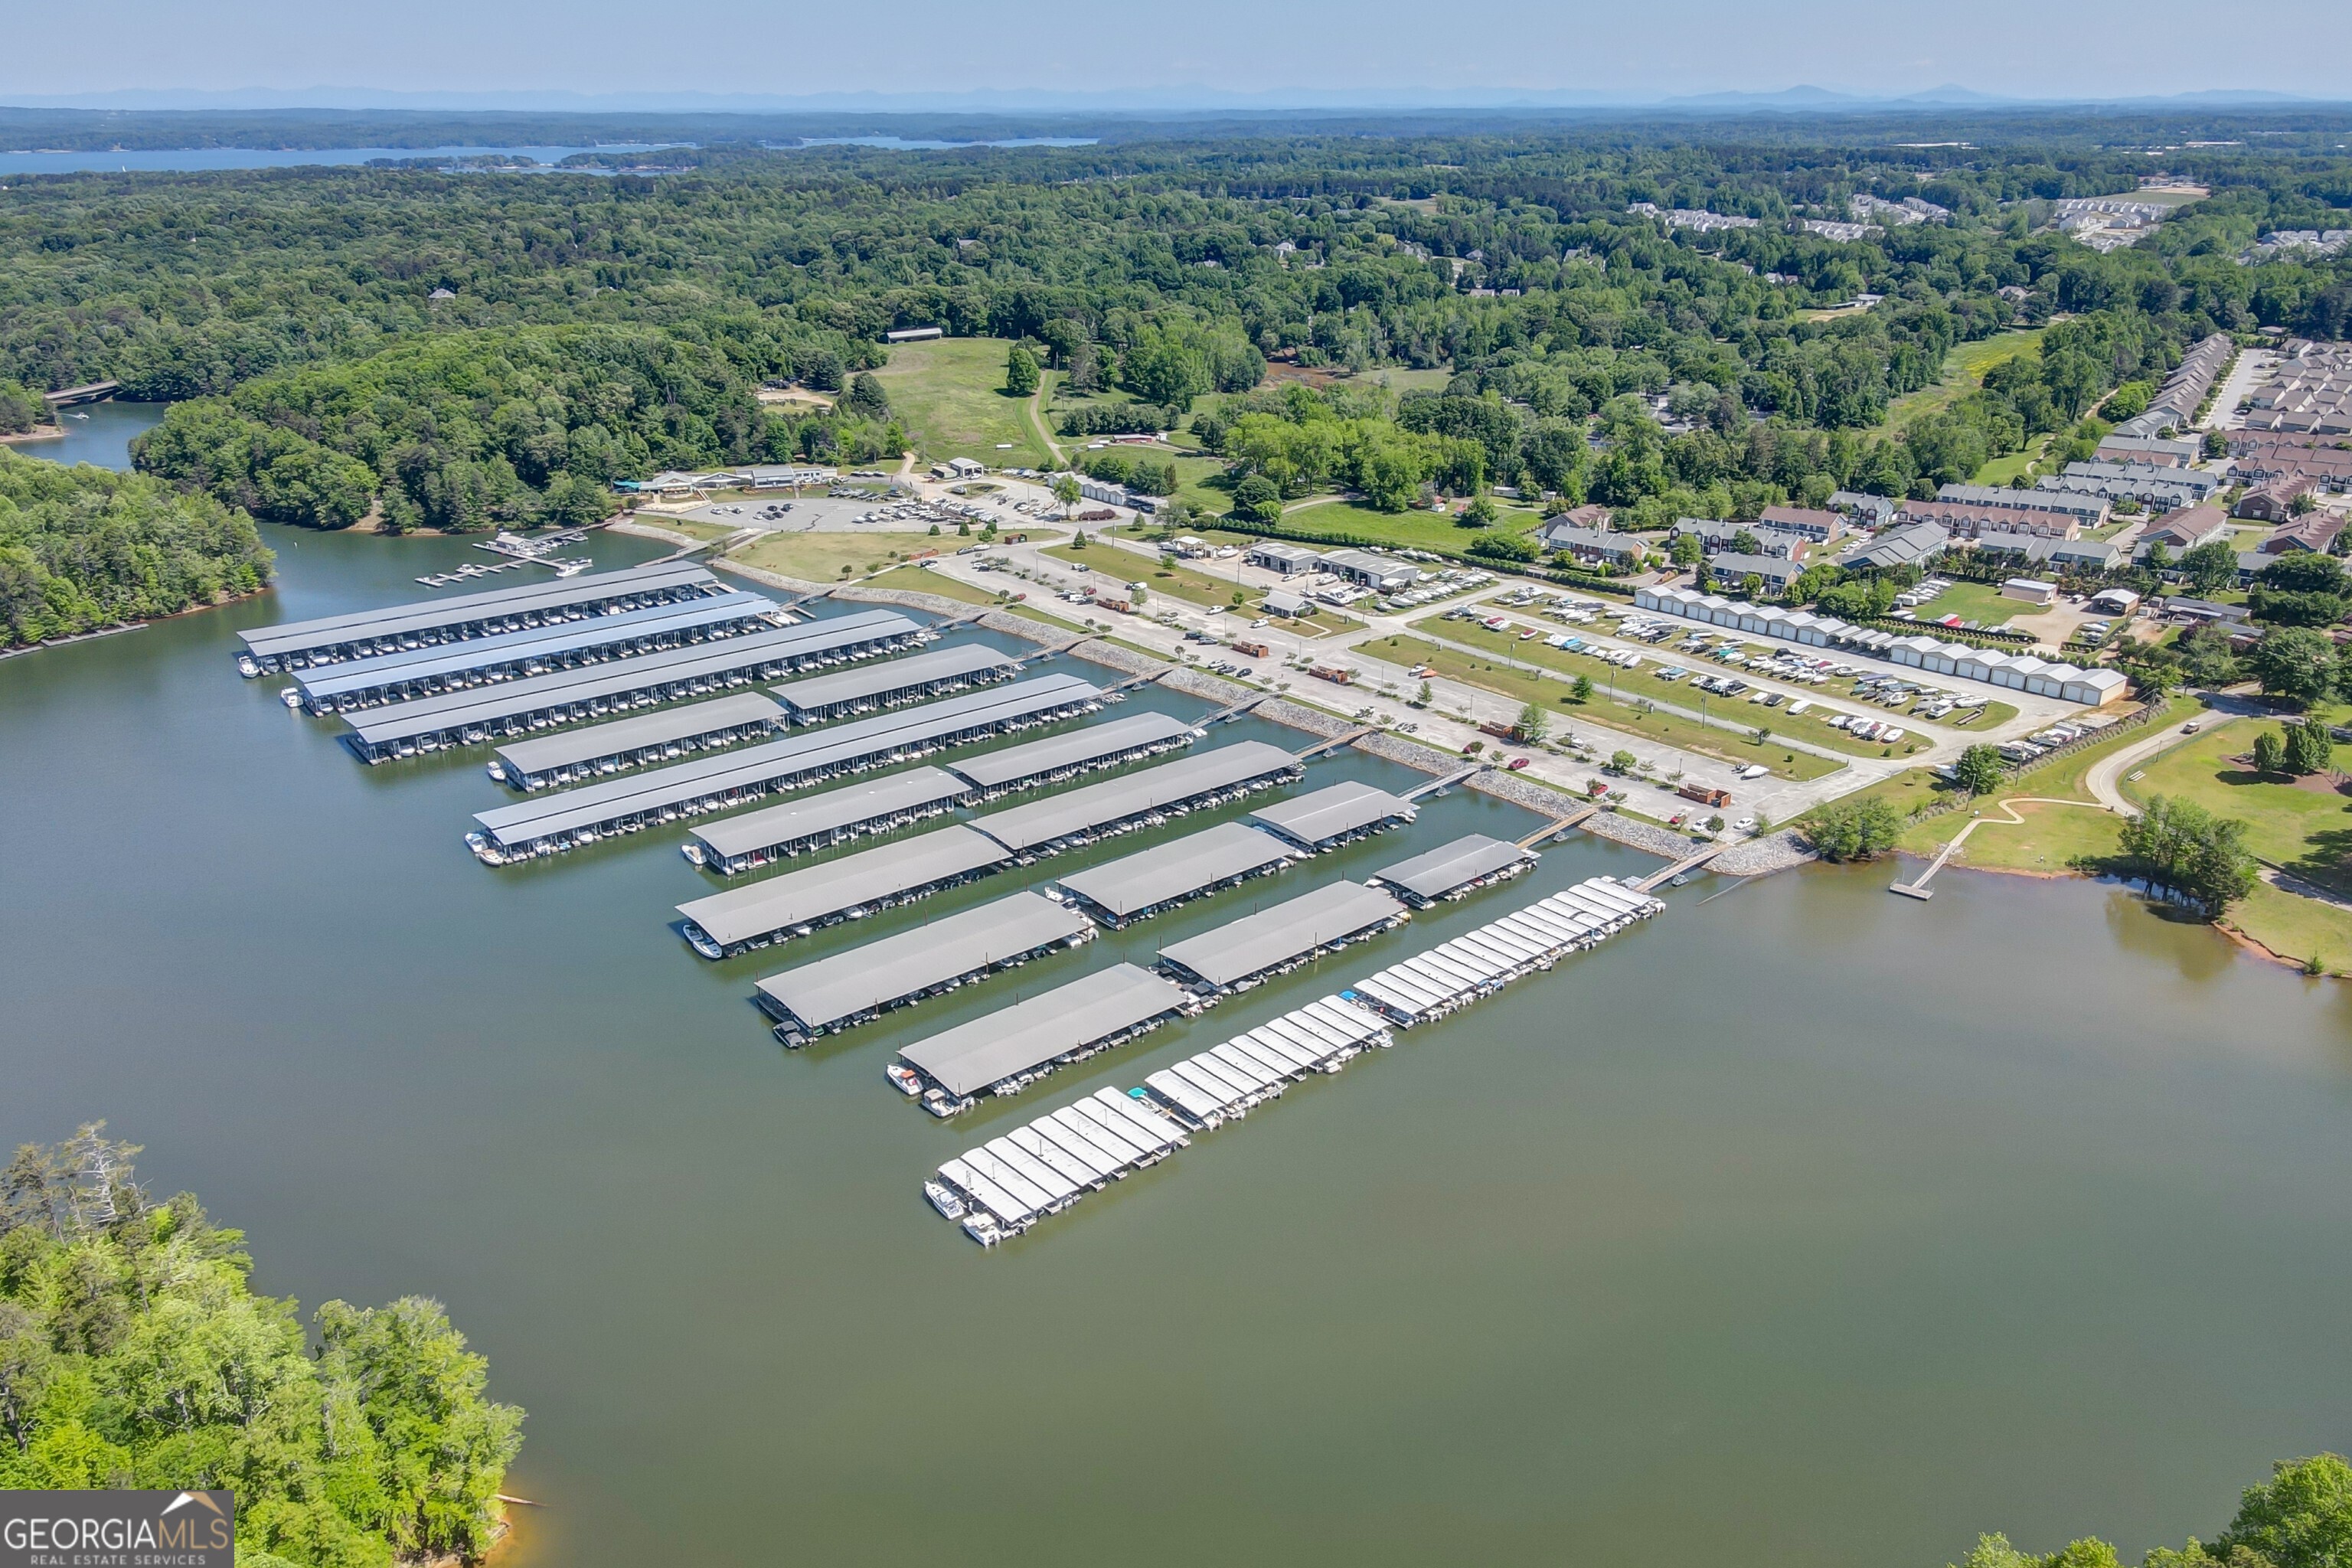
[923,1181,967,1220]
[485,762,505,782]
[279,688,303,708]
[885,1063,923,1096]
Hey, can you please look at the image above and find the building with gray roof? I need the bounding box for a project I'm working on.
[753,891,1094,1044]
[1248,779,1415,851]
[769,642,1018,723]
[897,963,1192,1102]
[945,710,1197,795]
[1053,821,1298,926]
[341,612,921,761]
[1155,880,1408,992]
[1836,520,1951,573]
[969,742,1300,854]
[677,825,1011,957]
[239,560,724,672]
[1370,835,1539,906]
[490,692,784,789]
[686,766,977,876]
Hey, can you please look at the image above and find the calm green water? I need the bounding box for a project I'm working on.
[6,527,2352,1568]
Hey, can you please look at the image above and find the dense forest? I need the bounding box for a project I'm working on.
[1,116,2349,610]
[0,1125,521,1568]
[0,449,273,648]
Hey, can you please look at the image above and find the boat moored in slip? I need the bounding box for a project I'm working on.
[280,688,304,707]
[923,1181,967,1220]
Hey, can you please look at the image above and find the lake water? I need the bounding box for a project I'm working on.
[13,399,167,469]
[0,145,657,175]
[5,527,2350,1567]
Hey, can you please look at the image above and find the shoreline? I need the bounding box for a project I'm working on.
[0,426,65,445]
[0,583,273,660]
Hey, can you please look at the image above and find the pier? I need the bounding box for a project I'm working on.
[1630,842,1730,893]
[768,643,1018,724]
[1290,723,1382,760]
[1369,834,1540,907]
[1249,779,1416,853]
[1154,881,1410,998]
[490,693,786,790]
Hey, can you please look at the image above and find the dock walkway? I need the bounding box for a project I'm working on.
[1632,841,1730,893]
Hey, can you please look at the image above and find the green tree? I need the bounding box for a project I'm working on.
[2252,729,2286,774]
[1229,473,1282,524]
[1051,474,1081,518]
[2174,624,2239,688]
[2250,551,2350,628]
[1668,531,1703,567]
[1570,674,1595,704]
[1608,748,1638,774]
[1514,702,1551,743]
[1004,344,1040,397]
[2118,794,2259,919]
[2179,539,2240,596]
[2285,717,2334,776]
[2249,626,2340,706]
[1804,798,1904,861]
[2216,1453,2352,1568]
[1954,743,2007,796]
[1416,680,1433,705]
[1460,493,1499,529]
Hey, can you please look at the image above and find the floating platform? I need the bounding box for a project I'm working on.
[468,674,1099,863]
[969,741,1301,856]
[341,612,923,761]
[1051,821,1298,928]
[1248,779,1416,852]
[1369,834,1540,907]
[238,561,724,674]
[678,825,1011,958]
[894,963,1194,1116]
[490,693,786,789]
[769,642,1019,724]
[930,1087,1191,1243]
[754,890,1095,1045]
[293,591,789,714]
[686,766,978,876]
[1154,880,1409,995]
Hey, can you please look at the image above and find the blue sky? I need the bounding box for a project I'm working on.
[6,0,2350,106]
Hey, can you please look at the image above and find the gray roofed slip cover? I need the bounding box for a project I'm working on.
[899,964,1189,1096]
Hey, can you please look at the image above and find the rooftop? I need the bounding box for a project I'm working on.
[677,825,1010,948]
[769,642,1018,717]
[1155,880,1406,988]
[1248,779,1415,848]
[1371,835,1539,901]
[898,963,1191,1097]
[970,741,1298,853]
[688,766,975,861]
[945,709,1196,790]
[241,560,720,659]
[491,692,783,778]
[1054,821,1296,920]
[753,891,1091,1033]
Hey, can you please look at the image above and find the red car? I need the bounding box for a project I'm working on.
[1508,756,1531,771]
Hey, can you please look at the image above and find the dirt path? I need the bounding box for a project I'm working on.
[1026,384,1065,467]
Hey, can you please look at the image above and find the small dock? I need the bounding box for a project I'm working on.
[1516,805,1598,848]
[1405,764,1485,802]
[1632,841,1730,893]
[1292,724,1381,761]
[1107,667,1172,695]
[1198,691,1268,725]
[1018,635,1096,665]
[1890,831,1968,900]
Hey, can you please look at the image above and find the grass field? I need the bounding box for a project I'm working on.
[1381,635,1843,781]
[1402,617,1900,760]
[1276,497,1546,556]
[2122,713,2352,896]
[732,531,940,583]
[1890,328,2047,427]
[870,336,1054,466]
[1890,696,2198,861]
[862,565,1006,606]
[1043,543,1247,609]
[1910,581,2024,629]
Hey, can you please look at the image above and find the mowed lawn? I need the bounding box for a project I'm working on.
[1276,497,1546,555]
[733,531,942,583]
[2124,714,2352,896]
[869,336,1054,466]
[1911,580,2024,629]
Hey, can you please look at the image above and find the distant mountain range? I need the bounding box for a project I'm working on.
[0,85,2343,116]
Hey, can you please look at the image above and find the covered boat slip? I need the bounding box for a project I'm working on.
[769,642,1018,723]
[1248,779,1416,851]
[687,766,975,876]
[342,612,922,760]
[293,592,788,714]
[239,561,723,672]
[1154,880,1410,993]
[896,962,1192,1109]
[753,890,1093,1044]
[491,693,785,789]
[468,673,1102,861]
[1348,877,1664,1027]
[969,741,1302,856]
[1050,820,1297,927]
[933,1088,1187,1240]
[942,710,1198,798]
[1370,834,1540,906]
[677,825,1011,958]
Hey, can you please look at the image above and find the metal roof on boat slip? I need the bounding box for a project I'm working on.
[689,766,974,861]
[1248,779,1415,848]
[241,561,720,658]
[472,673,1099,848]
[678,825,1010,948]
[1155,880,1407,988]
[345,612,918,745]
[1370,834,1537,900]
[492,692,784,776]
[296,592,779,700]
[945,710,1197,790]
[899,963,1191,1098]
[1054,821,1295,919]
[967,741,1297,853]
[754,891,1092,1031]
[769,642,1018,717]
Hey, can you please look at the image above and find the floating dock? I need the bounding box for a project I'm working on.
[928,879,1662,1246]
[1154,880,1410,995]
[237,561,725,675]
[893,962,1194,1117]
[489,693,786,789]
[292,591,789,714]
[1369,834,1540,907]
[1247,779,1416,852]
[684,766,976,876]
[754,891,1095,1047]
[1050,821,1298,928]
[338,612,924,761]
[467,673,1101,863]
[677,825,1011,958]
[944,710,1199,799]
[769,643,1019,724]
[969,741,1302,857]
